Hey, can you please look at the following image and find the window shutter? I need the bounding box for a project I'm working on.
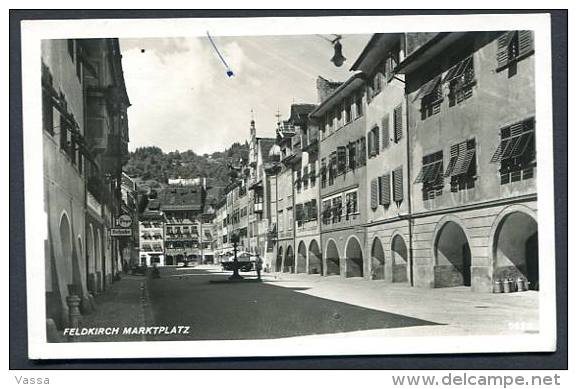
[382,114,390,149]
[518,30,534,57]
[374,128,380,154]
[370,179,378,210]
[393,104,403,142]
[393,167,404,202]
[360,136,367,165]
[379,174,391,206]
[497,31,513,68]
[367,130,374,156]
[311,199,317,220]
[337,146,347,173]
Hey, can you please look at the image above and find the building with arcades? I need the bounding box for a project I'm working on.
[42,38,130,333]
[397,31,537,292]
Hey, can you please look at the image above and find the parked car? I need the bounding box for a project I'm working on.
[221,252,256,272]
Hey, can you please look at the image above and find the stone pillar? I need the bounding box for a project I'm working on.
[66,295,82,329]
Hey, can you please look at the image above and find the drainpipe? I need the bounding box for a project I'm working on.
[401,33,415,287]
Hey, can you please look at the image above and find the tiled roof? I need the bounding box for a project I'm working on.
[158,185,203,211]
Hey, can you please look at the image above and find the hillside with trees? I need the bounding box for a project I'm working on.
[123,142,249,193]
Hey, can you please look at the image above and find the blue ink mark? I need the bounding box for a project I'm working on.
[207,31,234,77]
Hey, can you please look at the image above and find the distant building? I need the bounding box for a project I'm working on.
[120,172,139,268]
[138,205,166,266]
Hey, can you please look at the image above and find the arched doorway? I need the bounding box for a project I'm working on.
[95,229,102,292]
[434,222,471,287]
[494,211,539,290]
[284,246,294,273]
[276,246,283,272]
[59,214,73,286]
[325,240,340,276]
[297,241,307,273]
[371,237,385,280]
[87,225,95,293]
[308,240,323,275]
[345,237,364,278]
[391,235,409,283]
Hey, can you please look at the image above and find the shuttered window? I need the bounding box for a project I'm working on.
[446,139,477,192]
[497,31,534,70]
[416,151,444,200]
[379,174,391,206]
[491,117,536,184]
[446,56,475,106]
[392,167,403,203]
[310,199,318,220]
[359,136,367,166]
[381,114,390,149]
[368,127,380,157]
[370,179,379,210]
[347,142,356,170]
[393,104,403,142]
[337,146,347,174]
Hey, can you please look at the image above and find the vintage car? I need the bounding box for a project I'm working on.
[221,251,256,272]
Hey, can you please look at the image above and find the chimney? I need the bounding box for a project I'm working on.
[316,76,343,104]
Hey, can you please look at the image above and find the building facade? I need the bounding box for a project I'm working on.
[310,74,368,278]
[138,206,166,266]
[398,31,537,292]
[42,38,130,331]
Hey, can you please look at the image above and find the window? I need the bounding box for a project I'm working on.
[332,196,342,223]
[310,164,316,187]
[491,118,535,184]
[278,210,284,232]
[42,91,54,135]
[368,127,380,158]
[358,136,367,166]
[379,173,391,207]
[392,167,404,203]
[337,146,347,175]
[287,207,293,230]
[295,204,304,227]
[381,114,390,149]
[302,166,309,190]
[497,31,534,70]
[310,199,318,221]
[295,170,302,193]
[329,152,337,185]
[345,191,358,218]
[335,105,343,129]
[445,139,477,191]
[383,46,400,81]
[355,92,363,118]
[370,179,379,210]
[415,151,444,200]
[322,200,332,225]
[445,56,475,106]
[320,159,327,188]
[419,76,443,119]
[347,142,356,170]
[344,98,352,124]
[393,104,403,143]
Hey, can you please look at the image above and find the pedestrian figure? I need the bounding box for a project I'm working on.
[255,254,263,280]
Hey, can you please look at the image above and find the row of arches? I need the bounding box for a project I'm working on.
[273,208,539,290]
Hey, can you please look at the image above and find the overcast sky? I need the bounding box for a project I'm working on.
[119,34,371,155]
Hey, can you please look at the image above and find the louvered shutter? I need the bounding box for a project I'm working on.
[360,137,367,165]
[379,174,391,206]
[393,104,403,142]
[374,128,380,155]
[367,130,374,156]
[337,146,347,173]
[393,167,404,202]
[518,30,534,57]
[370,179,378,209]
[497,31,514,68]
[311,199,317,220]
[382,114,390,149]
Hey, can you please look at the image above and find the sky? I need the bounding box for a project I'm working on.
[119,34,371,155]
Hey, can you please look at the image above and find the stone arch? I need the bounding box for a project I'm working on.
[276,246,284,272]
[345,236,364,278]
[58,213,73,285]
[308,239,323,275]
[296,241,307,273]
[391,234,409,283]
[370,237,385,280]
[87,225,95,293]
[433,218,472,287]
[284,245,294,273]
[324,239,340,276]
[491,207,538,290]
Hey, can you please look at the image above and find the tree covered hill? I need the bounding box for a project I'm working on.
[123,142,249,192]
